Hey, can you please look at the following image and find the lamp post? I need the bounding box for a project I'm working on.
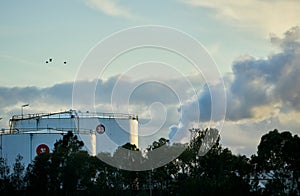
[21,104,29,118]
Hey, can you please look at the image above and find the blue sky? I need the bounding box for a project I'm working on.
[1,0,300,156]
[1,0,278,87]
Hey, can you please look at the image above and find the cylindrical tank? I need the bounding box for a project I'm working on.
[0,133,63,167]
[2,110,139,167]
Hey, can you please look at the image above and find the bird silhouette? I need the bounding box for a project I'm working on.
[45,58,68,65]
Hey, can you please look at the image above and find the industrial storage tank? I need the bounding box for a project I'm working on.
[1,110,139,166]
[0,132,64,166]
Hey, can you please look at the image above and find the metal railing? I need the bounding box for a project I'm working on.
[11,110,138,121]
[2,127,96,135]
[76,112,138,120]
[11,111,72,120]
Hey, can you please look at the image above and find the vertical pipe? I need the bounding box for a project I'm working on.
[91,130,96,156]
[30,133,33,161]
[0,135,2,158]
[76,111,80,134]
[129,118,139,148]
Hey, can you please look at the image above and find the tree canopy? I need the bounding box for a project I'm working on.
[0,129,299,195]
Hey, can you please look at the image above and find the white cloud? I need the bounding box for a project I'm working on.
[85,0,136,19]
[179,0,300,35]
[220,122,260,156]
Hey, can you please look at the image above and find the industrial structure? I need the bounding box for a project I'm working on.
[0,110,138,166]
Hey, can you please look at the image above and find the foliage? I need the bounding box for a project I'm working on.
[10,154,25,190]
[0,157,11,191]
[0,129,300,195]
[251,129,300,195]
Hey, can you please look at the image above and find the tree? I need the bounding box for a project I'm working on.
[111,142,145,171]
[174,128,251,195]
[146,138,180,194]
[50,131,85,193]
[52,131,84,157]
[0,157,11,192]
[8,127,300,195]
[10,154,25,190]
[25,131,101,195]
[251,129,300,195]
[25,152,51,192]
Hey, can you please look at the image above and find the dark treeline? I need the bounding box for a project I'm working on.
[0,128,300,196]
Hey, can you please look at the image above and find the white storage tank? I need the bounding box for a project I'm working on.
[0,132,63,167]
[1,110,139,166]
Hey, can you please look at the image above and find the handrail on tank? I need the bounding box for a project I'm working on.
[10,110,138,121]
[4,127,95,135]
[76,112,138,120]
[11,110,73,120]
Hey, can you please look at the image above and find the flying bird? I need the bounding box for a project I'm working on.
[45,58,68,65]
[45,58,52,64]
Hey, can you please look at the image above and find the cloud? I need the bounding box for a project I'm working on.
[179,0,300,35]
[2,27,300,155]
[228,26,300,119]
[171,26,300,126]
[0,75,185,128]
[199,26,300,122]
[270,26,300,51]
[2,26,300,126]
[0,75,193,150]
[179,82,226,123]
[84,0,136,19]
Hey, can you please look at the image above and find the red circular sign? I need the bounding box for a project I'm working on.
[36,144,50,155]
[96,124,105,134]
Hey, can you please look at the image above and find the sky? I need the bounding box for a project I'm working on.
[1,0,300,156]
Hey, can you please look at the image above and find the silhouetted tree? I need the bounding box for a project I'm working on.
[10,154,25,190]
[25,152,51,193]
[0,157,11,192]
[251,129,300,195]
[25,131,100,195]
[5,128,300,195]
[174,128,251,195]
